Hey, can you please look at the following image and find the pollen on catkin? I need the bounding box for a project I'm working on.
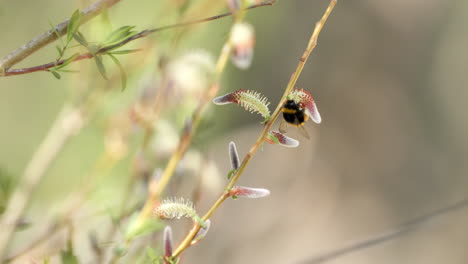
[156,198,195,219]
[213,89,271,122]
[287,88,322,124]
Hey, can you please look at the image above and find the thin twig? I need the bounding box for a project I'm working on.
[299,198,468,264]
[172,0,337,258]
[1,1,275,77]
[0,106,85,260]
[105,1,263,262]
[0,0,123,73]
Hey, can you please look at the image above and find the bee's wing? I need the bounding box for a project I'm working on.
[298,125,311,140]
[279,119,289,134]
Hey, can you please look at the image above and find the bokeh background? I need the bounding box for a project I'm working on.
[1,0,468,263]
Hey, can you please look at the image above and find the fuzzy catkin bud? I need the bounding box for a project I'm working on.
[230,22,255,69]
[191,219,211,246]
[213,89,270,122]
[155,198,206,227]
[266,130,300,148]
[287,88,322,124]
[229,141,240,170]
[229,186,271,198]
[163,226,173,257]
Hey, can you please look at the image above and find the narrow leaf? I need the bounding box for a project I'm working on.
[50,71,61,79]
[49,20,65,47]
[108,54,127,90]
[94,55,108,80]
[105,25,136,45]
[108,49,142,55]
[55,53,80,70]
[55,45,64,57]
[67,10,82,42]
[72,32,88,47]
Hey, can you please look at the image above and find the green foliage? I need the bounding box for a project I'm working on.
[125,213,164,240]
[0,169,13,215]
[108,54,127,90]
[145,247,162,264]
[94,55,108,80]
[67,10,82,43]
[227,169,236,180]
[60,241,79,264]
[104,26,137,46]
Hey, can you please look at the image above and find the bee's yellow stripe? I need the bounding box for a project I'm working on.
[282,108,297,114]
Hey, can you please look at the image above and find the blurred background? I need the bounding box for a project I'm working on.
[1,0,468,263]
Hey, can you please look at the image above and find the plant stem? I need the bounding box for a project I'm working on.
[172,0,337,257]
[0,0,123,73]
[1,0,275,77]
[0,106,85,260]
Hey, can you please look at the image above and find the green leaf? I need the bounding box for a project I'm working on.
[60,247,79,264]
[72,32,88,47]
[55,53,80,70]
[108,49,142,55]
[50,70,61,79]
[105,26,136,45]
[49,20,65,47]
[124,213,164,240]
[108,54,127,91]
[94,55,108,80]
[56,69,79,73]
[55,45,64,57]
[145,246,161,263]
[67,10,82,42]
[227,169,236,180]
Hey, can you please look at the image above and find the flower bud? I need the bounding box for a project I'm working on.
[266,130,300,147]
[229,186,271,198]
[191,219,211,246]
[163,226,173,257]
[213,89,270,122]
[229,141,240,170]
[230,22,255,69]
[288,88,321,124]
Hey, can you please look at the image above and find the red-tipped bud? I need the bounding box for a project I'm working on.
[213,90,270,122]
[229,186,271,198]
[230,22,255,69]
[163,226,173,258]
[266,131,300,147]
[288,88,321,124]
[191,219,211,246]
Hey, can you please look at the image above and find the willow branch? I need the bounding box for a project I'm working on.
[128,1,273,223]
[0,0,123,73]
[172,0,337,257]
[1,1,275,77]
[0,106,85,260]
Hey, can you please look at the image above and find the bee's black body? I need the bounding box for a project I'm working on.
[282,100,308,126]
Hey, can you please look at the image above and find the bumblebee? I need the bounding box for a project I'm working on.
[279,99,310,139]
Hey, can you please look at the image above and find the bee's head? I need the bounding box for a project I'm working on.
[284,99,298,109]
